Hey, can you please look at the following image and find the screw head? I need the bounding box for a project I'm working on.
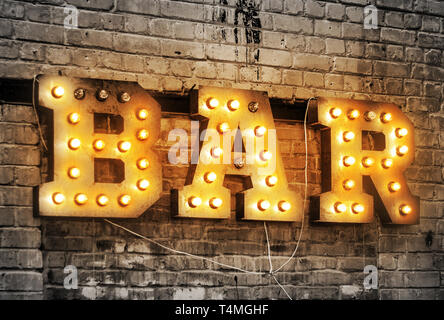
[74,88,86,100]
[96,89,109,101]
[119,92,131,103]
[364,111,377,121]
[234,158,245,169]
[248,101,259,113]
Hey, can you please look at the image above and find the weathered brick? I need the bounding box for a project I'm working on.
[334,57,372,75]
[326,3,345,21]
[374,61,409,77]
[0,228,40,248]
[0,271,43,291]
[314,20,341,37]
[14,21,64,44]
[274,15,313,34]
[380,28,416,46]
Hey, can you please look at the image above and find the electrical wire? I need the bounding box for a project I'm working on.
[32,75,48,151]
[264,221,273,274]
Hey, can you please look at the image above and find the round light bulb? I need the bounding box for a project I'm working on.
[254,126,266,137]
[118,141,131,152]
[68,112,80,124]
[93,139,105,151]
[347,109,359,120]
[362,157,375,168]
[137,109,148,120]
[137,158,149,170]
[51,86,64,98]
[278,201,291,212]
[209,197,222,209]
[343,131,355,142]
[388,181,401,192]
[137,129,149,141]
[334,202,346,213]
[118,194,131,207]
[137,179,149,190]
[257,200,270,211]
[52,192,65,204]
[188,196,201,208]
[96,194,109,206]
[204,172,217,183]
[68,138,81,150]
[364,111,377,121]
[381,112,392,123]
[343,156,355,167]
[397,145,408,156]
[217,122,230,134]
[211,147,223,158]
[206,97,219,109]
[382,158,393,169]
[329,108,341,118]
[343,179,355,190]
[395,128,408,138]
[259,150,272,162]
[228,99,240,111]
[352,203,364,214]
[399,204,412,215]
[68,167,80,179]
[265,175,277,187]
[74,193,88,205]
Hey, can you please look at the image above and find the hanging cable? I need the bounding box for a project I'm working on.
[32,75,48,151]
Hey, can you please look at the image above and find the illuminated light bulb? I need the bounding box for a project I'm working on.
[343,179,355,190]
[343,131,355,142]
[342,156,355,167]
[68,138,81,150]
[118,141,131,152]
[396,145,408,156]
[334,202,346,213]
[137,109,148,120]
[259,150,272,162]
[137,158,149,170]
[381,112,392,123]
[68,112,80,124]
[52,192,65,205]
[93,139,105,151]
[96,194,109,206]
[381,158,393,169]
[206,97,219,109]
[204,172,217,183]
[68,167,80,179]
[217,122,230,134]
[388,181,401,192]
[399,204,412,215]
[74,193,88,205]
[329,108,341,118]
[118,194,131,207]
[278,200,291,212]
[254,126,266,137]
[257,200,270,211]
[347,109,360,120]
[362,157,375,168]
[352,203,364,214]
[227,99,240,111]
[395,128,408,138]
[137,129,149,141]
[211,147,223,158]
[137,179,150,190]
[188,196,201,208]
[51,86,64,98]
[265,175,278,187]
[209,197,222,209]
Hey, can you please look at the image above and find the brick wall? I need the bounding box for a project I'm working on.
[0,0,443,299]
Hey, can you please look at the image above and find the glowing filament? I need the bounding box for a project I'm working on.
[343,131,355,142]
[278,201,291,212]
[97,194,109,206]
[118,141,131,152]
[329,108,341,118]
[395,128,408,138]
[74,194,88,205]
[93,139,105,151]
[204,172,217,183]
[137,179,149,190]
[68,167,80,179]
[343,179,355,190]
[265,175,277,187]
[211,147,223,158]
[227,99,240,111]
[352,203,364,214]
[217,122,230,134]
[137,109,148,120]
[397,145,408,156]
[52,192,65,205]
[51,86,64,98]
[209,197,222,209]
[137,129,149,141]
[68,113,80,124]
[382,158,393,169]
[188,196,201,208]
[399,204,412,215]
[206,97,219,109]
[347,109,359,120]
[388,181,401,192]
[257,200,270,211]
[342,156,355,167]
[259,150,272,162]
[254,126,266,137]
[118,194,131,206]
[68,138,81,150]
[334,202,346,213]
[362,157,374,168]
[381,112,392,123]
[137,158,149,170]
